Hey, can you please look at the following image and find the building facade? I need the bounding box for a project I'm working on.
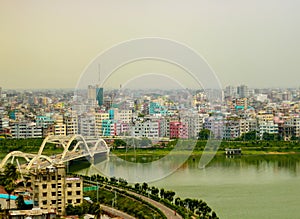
[31,164,83,216]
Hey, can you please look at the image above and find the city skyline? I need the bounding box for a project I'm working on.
[1,0,300,89]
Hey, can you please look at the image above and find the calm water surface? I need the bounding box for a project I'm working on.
[71,154,300,219]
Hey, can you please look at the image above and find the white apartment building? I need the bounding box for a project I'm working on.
[204,117,224,139]
[11,122,43,139]
[113,109,132,124]
[132,120,160,138]
[78,114,96,137]
[181,114,203,139]
[258,121,278,138]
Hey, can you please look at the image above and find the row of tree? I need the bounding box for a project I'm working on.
[85,174,218,219]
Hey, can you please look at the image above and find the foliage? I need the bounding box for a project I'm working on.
[0,163,20,210]
[79,174,218,219]
[15,195,27,210]
[238,131,257,141]
[198,129,214,140]
[0,138,61,155]
[113,139,127,148]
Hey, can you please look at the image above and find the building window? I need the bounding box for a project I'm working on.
[76,199,81,204]
[42,176,47,181]
[51,184,56,189]
[67,183,72,188]
[42,200,47,205]
[57,175,61,180]
[52,175,56,180]
[67,199,72,204]
[76,183,80,187]
[42,184,47,189]
[76,191,81,195]
[51,200,56,204]
[51,192,56,196]
[67,191,72,196]
[42,192,47,197]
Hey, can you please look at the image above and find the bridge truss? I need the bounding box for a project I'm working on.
[0,135,109,171]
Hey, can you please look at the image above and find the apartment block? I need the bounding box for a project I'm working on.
[31,164,83,216]
[11,122,42,139]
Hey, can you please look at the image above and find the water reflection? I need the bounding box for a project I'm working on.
[70,154,300,219]
[70,154,300,179]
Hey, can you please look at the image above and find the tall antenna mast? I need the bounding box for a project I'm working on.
[98,64,101,84]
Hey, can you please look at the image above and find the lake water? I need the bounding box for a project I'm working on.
[71,153,300,219]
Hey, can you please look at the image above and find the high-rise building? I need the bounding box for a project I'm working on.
[96,87,104,106]
[237,85,249,98]
[225,86,237,98]
[87,85,96,100]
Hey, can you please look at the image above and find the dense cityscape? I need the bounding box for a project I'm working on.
[1,85,300,142]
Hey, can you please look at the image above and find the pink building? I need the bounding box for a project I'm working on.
[169,121,188,139]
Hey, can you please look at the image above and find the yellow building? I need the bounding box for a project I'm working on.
[31,163,83,216]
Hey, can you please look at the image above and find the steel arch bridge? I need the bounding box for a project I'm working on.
[0,135,110,171]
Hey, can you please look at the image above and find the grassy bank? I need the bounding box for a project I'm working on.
[111,139,300,157]
[0,138,63,156]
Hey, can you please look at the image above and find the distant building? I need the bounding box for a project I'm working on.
[64,114,78,135]
[78,114,96,137]
[169,121,188,139]
[96,87,104,106]
[237,85,249,98]
[88,85,96,101]
[181,113,203,139]
[132,120,160,138]
[52,115,66,136]
[225,86,237,98]
[0,117,9,134]
[95,112,109,136]
[204,117,223,139]
[36,116,54,129]
[31,163,83,216]
[258,121,278,138]
[11,122,42,139]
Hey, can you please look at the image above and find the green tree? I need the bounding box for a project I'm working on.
[0,163,19,210]
[113,139,127,148]
[198,129,213,140]
[15,195,26,210]
[240,131,257,141]
[160,188,165,199]
[142,182,148,192]
[5,182,16,210]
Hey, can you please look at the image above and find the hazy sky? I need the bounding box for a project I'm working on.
[1,0,300,89]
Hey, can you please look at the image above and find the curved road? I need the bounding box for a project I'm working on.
[85,180,182,219]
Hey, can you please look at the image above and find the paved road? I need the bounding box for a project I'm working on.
[127,191,182,219]
[85,180,182,219]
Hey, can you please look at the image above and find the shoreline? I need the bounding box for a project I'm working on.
[110,149,300,157]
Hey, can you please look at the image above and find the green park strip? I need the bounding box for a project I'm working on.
[0,138,63,157]
[111,140,300,157]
